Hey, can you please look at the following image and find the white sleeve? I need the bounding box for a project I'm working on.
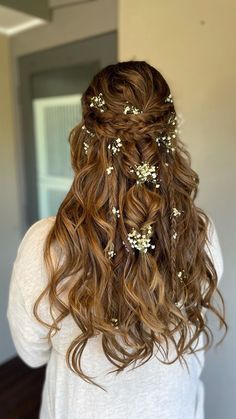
[6,217,55,368]
[204,215,224,285]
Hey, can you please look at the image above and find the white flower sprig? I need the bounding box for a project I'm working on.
[108,242,116,259]
[172,231,178,240]
[82,124,95,137]
[177,270,187,283]
[127,225,155,253]
[83,141,89,155]
[123,101,143,115]
[106,166,114,175]
[156,133,176,153]
[108,137,123,155]
[130,161,160,188]
[89,92,106,112]
[172,207,182,217]
[165,93,173,103]
[112,206,120,218]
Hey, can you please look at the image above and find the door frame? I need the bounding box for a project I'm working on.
[18,31,117,225]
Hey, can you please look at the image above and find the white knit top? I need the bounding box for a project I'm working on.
[7,215,223,419]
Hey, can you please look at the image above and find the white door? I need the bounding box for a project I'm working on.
[32,94,82,218]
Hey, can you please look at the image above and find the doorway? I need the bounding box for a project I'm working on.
[18,31,117,225]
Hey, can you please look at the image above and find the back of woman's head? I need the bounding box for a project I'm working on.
[34,60,227,390]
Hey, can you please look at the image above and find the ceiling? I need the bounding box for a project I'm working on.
[0,5,45,36]
[0,0,94,36]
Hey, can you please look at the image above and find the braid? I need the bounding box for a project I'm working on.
[167,167,178,301]
[106,137,120,328]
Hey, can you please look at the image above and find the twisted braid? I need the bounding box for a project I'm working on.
[167,167,178,300]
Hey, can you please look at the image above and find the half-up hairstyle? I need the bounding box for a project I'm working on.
[33,60,227,391]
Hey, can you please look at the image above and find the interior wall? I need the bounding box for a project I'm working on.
[1,0,117,365]
[118,1,235,418]
[0,34,22,363]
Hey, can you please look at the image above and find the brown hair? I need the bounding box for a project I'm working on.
[33,60,227,391]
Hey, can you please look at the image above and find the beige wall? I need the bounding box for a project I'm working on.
[118,1,235,418]
[0,34,22,362]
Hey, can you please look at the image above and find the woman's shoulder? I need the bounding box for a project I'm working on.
[16,216,56,256]
[13,216,56,286]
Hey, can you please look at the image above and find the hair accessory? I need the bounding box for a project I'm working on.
[108,242,116,259]
[127,225,155,253]
[130,161,160,188]
[111,317,119,328]
[123,101,143,115]
[106,166,114,175]
[168,113,178,126]
[172,208,182,217]
[83,141,89,155]
[156,134,176,153]
[177,270,187,283]
[82,124,95,137]
[108,137,123,155]
[172,231,178,240]
[89,92,106,112]
[112,206,120,218]
[165,93,173,103]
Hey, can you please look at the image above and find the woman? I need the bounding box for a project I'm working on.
[7,61,227,419]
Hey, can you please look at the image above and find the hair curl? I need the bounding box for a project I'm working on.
[33,60,227,391]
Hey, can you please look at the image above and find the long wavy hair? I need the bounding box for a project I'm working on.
[33,60,227,391]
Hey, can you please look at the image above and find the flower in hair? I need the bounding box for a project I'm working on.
[106,165,114,175]
[111,317,119,328]
[172,207,182,217]
[172,231,178,240]
[112,206,120,218]
[156,134,176,153]
[168,113,178,126]
[83,141,89,155]
[89,92,106,112]
[108,242,116,259]
[177,270,187,283]
[123,101,143,115]
[127,225,155,253]
[165,93,173,103]
[130,161,160,188]
[108,137,123,155]
[82,124,95,137]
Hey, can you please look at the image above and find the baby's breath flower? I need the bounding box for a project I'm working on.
[106,166,114,175]
[83,142,89,154]
[89,92,106,112]
[130,161,160,188]
[112,207,120,218]
[127,225,155,253]
[123,102,143,115]
[108,138,123,155]
[165,93,173,103]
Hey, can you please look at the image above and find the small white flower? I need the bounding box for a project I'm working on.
[112,207,120,218]
[108,137,123,155]
[172,208,182,217]
[89,92,106,112]
[83,142,89,154]
[127,225,155,253]
[130,161,160,188]
[155,134,176,153]
[123,101,143,115]
[165,93,173,103]
[107,242,116,259]
[106,166,114,175]
[82,124,95,137]
[173,231,178,240]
